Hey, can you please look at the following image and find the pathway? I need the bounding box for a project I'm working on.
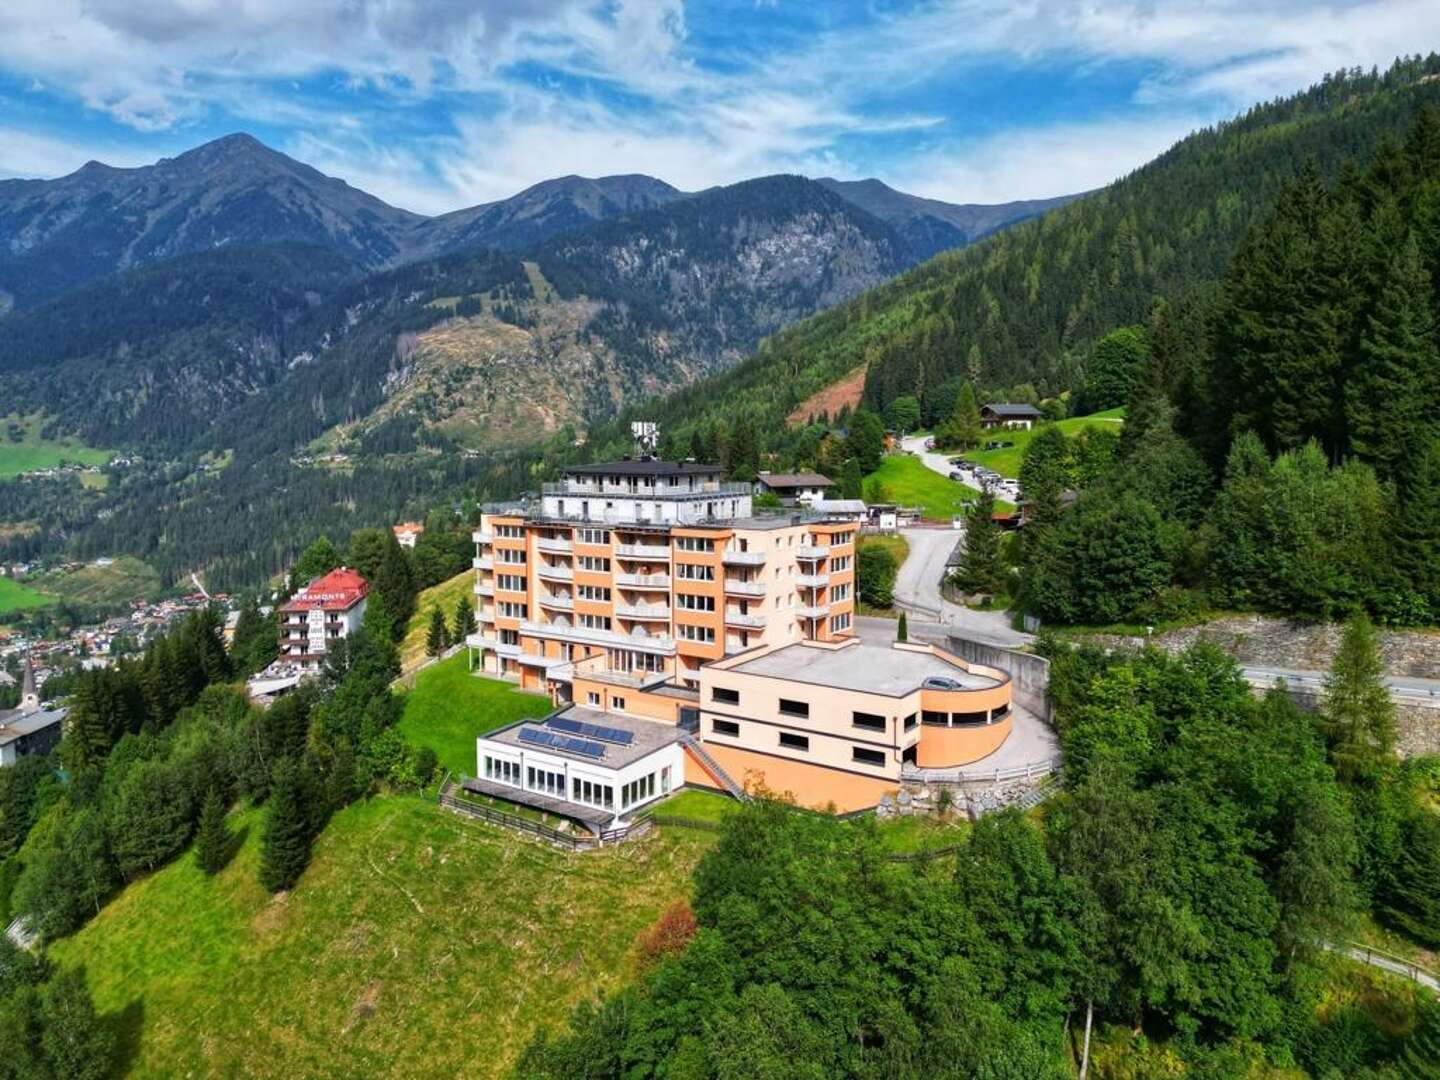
[1327,941,1440,993]
[900,434,985,492]
[888,527,1032,646]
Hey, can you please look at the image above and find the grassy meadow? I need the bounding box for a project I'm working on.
[400,569,479,671]
[49,794,713,1079]
[0,575,54,614]
[864,453,982,519]
[0,413,113,479]
[35,556,161,607]
[398,652,552,778]
[957,406,1125,478]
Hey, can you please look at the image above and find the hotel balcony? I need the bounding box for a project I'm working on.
[473,556,493,571]
[616,572,671,590]
[468,633,520,658]
[616,602,671,621]
[721,550,766,568]
[796,573,830,589]
[796,544,829,560]
[477,608,495,623]
[521,619,676,655]
[724,578,767,597]
[538,592,573,611]
[615,542,671,560]
[797,604,830,619]
[536,536,573,555]
[474,582,494,597]
[536,563,574,582]
[516,652,568,669]
[471,530,493,545]
[724,610,766,629]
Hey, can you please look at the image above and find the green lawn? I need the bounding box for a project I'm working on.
[400,569,478,671]
[398,653,553,778]
[0,576,53,614]
[958,407,1125,479]
[49,794,713,1078]
[865,453,983,519]
[34,556,161,607]
[0,413,113,479]
[872,812,970,855]
[652,788,740,823]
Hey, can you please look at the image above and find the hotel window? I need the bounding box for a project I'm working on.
[830,613,851,633]
[497,549,527,564]
[712,718,740,737]
[831,555,851,572]
[579,556,611,572]
[497,574,526,591]
[587,692,600,706]
[676,593,715,611]
[779,732,810,751]
[778,698,809,718]
[675,536,715,552]
[678,624,715,643]
[903,712,918,731]
[578,585,612,601]
[831,583,850,602]
[852,746,885,766]
[499,602,528,619]
[852,711,886,733]
[711,686,739,706]
[496,525,525,538]
[579,614,612,631]
[578,528,609,544]
[676,562,715,581]
[612,696,626,711]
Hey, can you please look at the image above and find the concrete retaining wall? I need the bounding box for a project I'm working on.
[1261,683,1440,758]
[944,635,1052,723]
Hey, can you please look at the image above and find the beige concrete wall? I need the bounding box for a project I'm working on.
[700,743,900,813]
[914,715,1013,768]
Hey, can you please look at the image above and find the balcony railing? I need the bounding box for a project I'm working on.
[722,550,766,567]
[617,572,671,590]
[471,531,493,545]
[796,544,829,560]
[536,563,573,582]
[474,582,494,597]
[615,542,671,560]
[473,556,493,570]
[616,603,671,620]
[543,481,752,499]
[468,634,521,657]
[521,620,676,655]
[536,537,573,554]
[797,604,830,619]
[796,573,829,589]
[724,579,767,597]
[724,611,765,629]
[538,593,573,610]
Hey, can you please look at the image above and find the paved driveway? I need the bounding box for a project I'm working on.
[889,527,1033,646]
[900,434,983,492]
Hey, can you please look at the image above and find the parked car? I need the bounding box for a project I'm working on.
[948,471,964,481]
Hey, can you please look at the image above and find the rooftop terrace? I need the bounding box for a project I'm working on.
[729,639,1001,697]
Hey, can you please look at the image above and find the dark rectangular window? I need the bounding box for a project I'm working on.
[711,686,739,706]
[852,711,886,732]
[951,709,989,725]
[852,746,885,766]
[779,732,809,751]
[903,712,918,731]
[712,718,740,737]
[778,698,809,718]
[922,709,948,725]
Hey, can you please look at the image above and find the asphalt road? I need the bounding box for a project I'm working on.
[889,526,1032,647]
[1240,665,1440,703]
[899,434,985,492]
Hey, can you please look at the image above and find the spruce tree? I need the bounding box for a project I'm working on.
[840,457,863,500]
[1380,810,1440,948]
[1323,611,1396,779]
[289,536,341,593]
[194,789,231,876]
[1394,437,1440,610]
[259,759,312,893]
[373,533,417,643]
[452,596,478,643]
[425,606,448,657]
[955,490,1002,595]
[39,967,115,1080]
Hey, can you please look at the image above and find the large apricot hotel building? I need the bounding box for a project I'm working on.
[465,459,1014,818]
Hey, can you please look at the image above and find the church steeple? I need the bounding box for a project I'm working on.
[19,657,38,712]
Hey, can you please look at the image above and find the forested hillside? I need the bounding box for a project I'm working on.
[581,57,1440,461]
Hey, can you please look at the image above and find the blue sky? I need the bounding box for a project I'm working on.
[0,1,1431,214]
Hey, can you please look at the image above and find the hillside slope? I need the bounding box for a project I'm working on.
[589,57,1440,452]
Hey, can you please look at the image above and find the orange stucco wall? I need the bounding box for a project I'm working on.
[700,742,899,813]
[914,714,1013,768]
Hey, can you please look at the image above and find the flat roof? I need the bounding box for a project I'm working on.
[565,460,725,478]
[484,706,683,769]
[759,472,833,488]
[729,640,1000,697]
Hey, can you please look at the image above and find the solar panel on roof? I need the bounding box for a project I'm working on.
[547,716,584,735]
[519,727,556,748]
[598,726,635,746]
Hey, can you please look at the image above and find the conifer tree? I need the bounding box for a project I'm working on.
[373,533,417,643]
[896,611,907,643]
[1380,810,1440,948]
[425,606,448,657]
[840,457,863,499]
[452,596,478,643]
[1323,611,1396,779]
[259,758,311,893]
[1394,437,1440,611]
[955,490,1003,595]
[289,536,341,593]
[194,789,231,876]
[40,966,116,1080]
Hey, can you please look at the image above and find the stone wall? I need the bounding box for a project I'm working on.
[1080,613,1440,678]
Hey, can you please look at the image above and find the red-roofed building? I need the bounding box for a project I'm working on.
[278,567,369,669]
[393,522,425,549]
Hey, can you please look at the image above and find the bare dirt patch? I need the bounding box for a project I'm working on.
[788,365,866,425]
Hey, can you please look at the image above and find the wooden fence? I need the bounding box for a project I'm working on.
[437,779,654,849]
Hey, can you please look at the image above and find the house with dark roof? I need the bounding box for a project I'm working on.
[980,403,1044,430]
[0,660,64,767]
[755,471,835,506]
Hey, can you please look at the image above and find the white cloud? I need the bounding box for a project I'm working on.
[0,126,160,179]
